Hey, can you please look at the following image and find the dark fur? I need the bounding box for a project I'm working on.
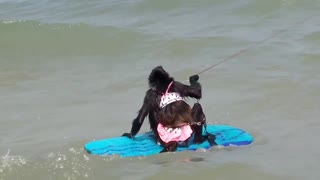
[122,66,208,152]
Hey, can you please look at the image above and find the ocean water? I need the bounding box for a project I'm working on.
[1,0,320,179]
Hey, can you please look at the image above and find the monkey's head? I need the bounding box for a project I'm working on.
[148,66,174,91]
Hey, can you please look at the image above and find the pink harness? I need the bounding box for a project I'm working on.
[157,81,193,143]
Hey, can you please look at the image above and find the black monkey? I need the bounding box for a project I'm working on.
[122,66,215,152]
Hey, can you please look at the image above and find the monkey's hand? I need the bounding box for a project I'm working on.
[122,132,133,139]
[189,74,199,85]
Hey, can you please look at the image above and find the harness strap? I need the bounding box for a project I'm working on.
[165,81,174,94]
[152,81,174,95]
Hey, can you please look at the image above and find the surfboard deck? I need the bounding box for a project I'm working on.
[84,124,253,157]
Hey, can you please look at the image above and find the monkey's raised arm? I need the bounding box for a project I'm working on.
[122,89,155,138]
[171,75,202,99]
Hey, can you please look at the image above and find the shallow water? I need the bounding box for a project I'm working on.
[1,0,320,179]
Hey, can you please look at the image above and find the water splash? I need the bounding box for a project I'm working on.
[2,149,10,159]
[0,149,27,175]
[44,148,93,179]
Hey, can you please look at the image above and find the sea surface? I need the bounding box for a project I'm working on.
[1,0,320,179]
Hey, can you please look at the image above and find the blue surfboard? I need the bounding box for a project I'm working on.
[84,124,253,158]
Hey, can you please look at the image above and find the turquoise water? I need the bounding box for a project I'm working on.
[1,0,320,179]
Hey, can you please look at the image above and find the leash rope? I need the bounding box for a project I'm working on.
[195,16,311,75]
